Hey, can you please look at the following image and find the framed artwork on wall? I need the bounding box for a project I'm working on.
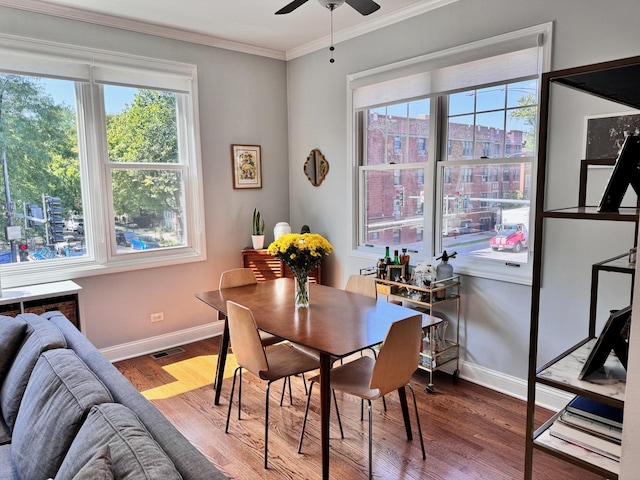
[583,111,640,159]
[231,144,262,189]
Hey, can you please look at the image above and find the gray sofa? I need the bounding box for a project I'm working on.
[0,311,228,480]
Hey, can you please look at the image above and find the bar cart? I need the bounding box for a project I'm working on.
[362,268,461,393]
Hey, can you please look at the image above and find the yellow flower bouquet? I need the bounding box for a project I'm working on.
[267,233,333,307]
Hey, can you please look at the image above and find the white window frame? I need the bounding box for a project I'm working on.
[0,34,206,288]
[347,23,553,285]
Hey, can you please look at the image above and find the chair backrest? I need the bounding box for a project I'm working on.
[226,301,268,376]
[219,268,258,289]
[344,274,377,299]
[369,315,422,396]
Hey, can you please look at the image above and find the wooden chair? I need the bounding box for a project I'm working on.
[213,268,284,389]
[298,314,426,479]
[224,300,320,469]
[344,273,378,299]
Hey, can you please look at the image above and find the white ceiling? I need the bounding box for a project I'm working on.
[0,0,456,59]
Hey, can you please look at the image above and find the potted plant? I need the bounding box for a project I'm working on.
[251,208,265,249]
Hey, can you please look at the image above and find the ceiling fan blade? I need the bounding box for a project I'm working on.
[275,0,310,14]
[345,0,380,15]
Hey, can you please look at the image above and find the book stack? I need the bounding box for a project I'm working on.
[549,396,623,461]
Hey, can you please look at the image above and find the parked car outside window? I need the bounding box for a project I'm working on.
[489,223,528,252]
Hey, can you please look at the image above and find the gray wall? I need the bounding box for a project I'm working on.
[286,0,640,381]
[0,6,290,348]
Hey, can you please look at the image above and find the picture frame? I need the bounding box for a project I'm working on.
[583,111,640,159]
[231,144,262,189]
[386,264,406,282]
[578,305,631,380]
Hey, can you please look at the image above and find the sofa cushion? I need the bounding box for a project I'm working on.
[12,349,113,480]
[55,403,183,480]
[0,316,27,384]
[0,317,27,445]
[73,445,113,480]
[0,313,67,432]
[0,444,17,480]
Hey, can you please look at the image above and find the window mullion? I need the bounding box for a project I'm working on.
[76,82,109,263]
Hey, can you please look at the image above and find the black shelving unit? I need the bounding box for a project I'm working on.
[524,55,640,480]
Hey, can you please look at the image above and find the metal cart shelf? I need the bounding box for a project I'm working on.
[367,273,461,393]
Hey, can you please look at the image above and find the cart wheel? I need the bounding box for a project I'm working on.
[426,385,434,394]
[453,369,460,380]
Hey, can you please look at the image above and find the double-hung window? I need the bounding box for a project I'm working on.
[350,24,552,283]
[0,34,204,287]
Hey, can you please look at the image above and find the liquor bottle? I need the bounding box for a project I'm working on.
[376,258,386,279]
[400,248,410,265]
[393,250,400,265]
[384,246,391,264]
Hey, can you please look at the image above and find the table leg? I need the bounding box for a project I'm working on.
[214,317,229,406]
[397,386,413,440]
[319,352,331,480]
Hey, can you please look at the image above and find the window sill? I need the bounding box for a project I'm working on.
[352,247,532,286]
[0,249,206,289]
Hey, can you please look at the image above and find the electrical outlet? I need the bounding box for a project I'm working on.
[150,312,164,323]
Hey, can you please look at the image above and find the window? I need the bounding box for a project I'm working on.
[394,136,402,154]
[440,79,536,266]
[350,23,551,283]
[0,35,204,287]
[358,99,429,252]
[418,137,427,155]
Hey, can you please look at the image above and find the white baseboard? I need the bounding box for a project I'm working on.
[100,326,572,411]
[99,321,224,363]
[458,360,573,412]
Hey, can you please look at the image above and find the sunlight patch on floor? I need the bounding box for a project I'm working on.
[142,354,239,400]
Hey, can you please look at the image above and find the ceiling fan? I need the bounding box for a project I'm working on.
[275,0,381,16]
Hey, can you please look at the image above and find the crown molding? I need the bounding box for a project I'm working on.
[0,0,459,62]
[0,0,287,60]
[286,0,460,60]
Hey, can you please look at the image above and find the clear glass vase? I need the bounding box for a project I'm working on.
[294,274,310,308]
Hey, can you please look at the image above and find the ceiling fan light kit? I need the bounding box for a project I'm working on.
[275,0,379,15]
[318,0,345,9]
[275,0,380,62]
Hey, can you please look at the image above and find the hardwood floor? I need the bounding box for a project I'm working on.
[115,338,601,480]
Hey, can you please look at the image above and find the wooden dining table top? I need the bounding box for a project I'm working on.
[196,277,438,358]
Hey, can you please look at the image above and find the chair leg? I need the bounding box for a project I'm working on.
[367,399,373,480]
[299,381,344,453]
[407,383,426,460]
[288,375,294,405]
[225,366,241,433]
[298,381,315,453]
[265,380,273,469]
[279,377,287,406]
[237,369,243,420]
[333,390,344,439]
[301,372,308,395]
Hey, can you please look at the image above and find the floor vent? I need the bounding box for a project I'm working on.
[150,347,186,360]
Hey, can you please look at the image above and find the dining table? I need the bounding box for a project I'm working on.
[195,277,438,480]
